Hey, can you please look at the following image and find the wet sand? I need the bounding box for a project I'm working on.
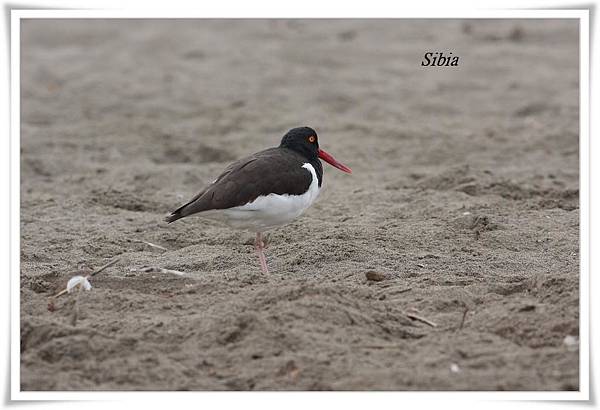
[20,19,579,390]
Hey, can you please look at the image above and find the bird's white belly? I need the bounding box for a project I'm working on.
[203,163,320,232]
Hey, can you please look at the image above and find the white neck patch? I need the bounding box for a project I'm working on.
[301,163,321,205]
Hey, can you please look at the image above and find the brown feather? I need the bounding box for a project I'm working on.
[165,147,313,223]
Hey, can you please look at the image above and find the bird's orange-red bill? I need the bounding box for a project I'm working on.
[318,149,352,174]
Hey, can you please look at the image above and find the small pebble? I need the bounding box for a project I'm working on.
[450,363,461,373]
[365,271,387,282]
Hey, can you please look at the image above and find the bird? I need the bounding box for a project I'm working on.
[164,126,352,274]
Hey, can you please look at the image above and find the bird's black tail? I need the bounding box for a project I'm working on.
[164,210,184,224]
[164,201,192,223]
[165,190,205,223]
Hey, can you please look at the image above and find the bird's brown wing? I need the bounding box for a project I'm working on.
[165,148,313,223]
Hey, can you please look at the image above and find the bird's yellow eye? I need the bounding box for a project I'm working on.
[308,136,316,143]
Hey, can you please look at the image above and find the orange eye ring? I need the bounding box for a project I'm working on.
[308,136,316,143]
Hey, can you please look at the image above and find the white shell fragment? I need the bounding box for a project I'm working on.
[450,363,461,373]
[66,275,92,293]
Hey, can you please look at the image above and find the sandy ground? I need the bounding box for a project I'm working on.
[19,19,580,391]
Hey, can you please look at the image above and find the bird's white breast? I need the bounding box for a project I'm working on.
[215,163,320,231]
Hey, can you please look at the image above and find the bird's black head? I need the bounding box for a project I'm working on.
[279,127,319,160]
[279,126,352,177]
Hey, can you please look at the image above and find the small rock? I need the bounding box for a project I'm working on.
[338,30,357,41]
[450,363,461,373]
[518,304,536,312]
[365,271,387,282]
[456,183,478,196]
[508,26,524,42]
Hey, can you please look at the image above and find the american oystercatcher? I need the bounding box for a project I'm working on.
[165,127,352,274]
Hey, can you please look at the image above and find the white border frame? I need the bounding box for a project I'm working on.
[10,8,590,402]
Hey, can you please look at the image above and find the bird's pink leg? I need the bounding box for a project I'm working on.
[254,232,269,274]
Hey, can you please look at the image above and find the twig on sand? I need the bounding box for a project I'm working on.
[376,286,412,297]
[394,287,413,294]
[52,288,69,299]
[356,344,405,349]
[458,307,469,330]
[137,240,168,251]
[133,266,187,277]
[89,257,120,277]
[406,313,437,328]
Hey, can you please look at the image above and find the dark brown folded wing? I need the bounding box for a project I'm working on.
[165,147,313,222]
